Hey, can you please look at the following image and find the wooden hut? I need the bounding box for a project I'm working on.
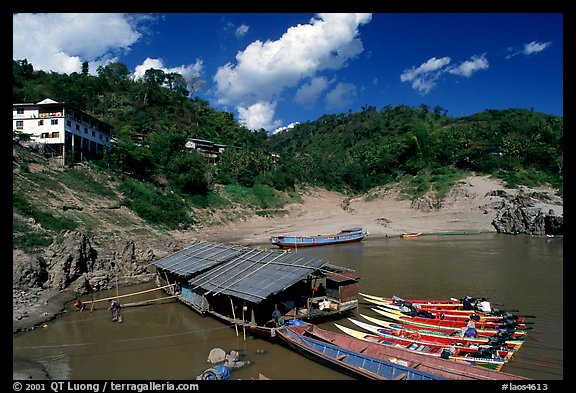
[151,242,360,339]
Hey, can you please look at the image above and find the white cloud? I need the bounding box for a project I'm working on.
[523,41,552,55]
[238,101,282,131]
[325,82,357,110]
[235,24,250,38]
[13,13,145,74]
[506,41,552,59]
[448,54,489,77]
[401,54,489,95]
[295,76,330,108]
[400,57,451,95]
[272,122,300,135]
[214,13,372,130]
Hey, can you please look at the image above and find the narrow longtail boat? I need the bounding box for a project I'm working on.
[364,297,493,320]
[296,323,529,380]
[373,301,526,324]
[361,292,464,306]
[359,313,525,351]
[371,305,527,330]
[335,323,510,372]
[400,232,422,238]
[361,293,496,313]
[271,228,368,248]
[372,307,528,340]
[361,293,531,321]
[348,318,515,361]
[274,324,443,380]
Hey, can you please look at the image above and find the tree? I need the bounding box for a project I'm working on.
[143,68,166,86]
[165,72,189,97]
[81,61,89,76]
[166,151,209,195]
[96,62,130,81]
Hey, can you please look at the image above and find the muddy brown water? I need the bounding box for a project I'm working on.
[13,233,563,380]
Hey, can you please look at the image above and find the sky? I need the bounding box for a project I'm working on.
[13,13,564,133]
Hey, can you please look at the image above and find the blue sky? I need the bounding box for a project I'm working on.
[13,13,563,133]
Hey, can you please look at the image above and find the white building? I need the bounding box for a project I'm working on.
[13,98,112,164]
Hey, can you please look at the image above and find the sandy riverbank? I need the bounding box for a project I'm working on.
[182,174,563,246]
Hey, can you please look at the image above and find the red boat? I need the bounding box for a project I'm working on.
[373,306,526,330]
[380,304,525,324]
[362,293,529,322]
[372,308,528,340]
[361,292,481,310]
[291,324,529,380]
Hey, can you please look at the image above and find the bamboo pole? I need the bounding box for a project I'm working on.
[230,298,239,336]
[242,304,246,341]
[84,284,173,304]
[121,295,178,308]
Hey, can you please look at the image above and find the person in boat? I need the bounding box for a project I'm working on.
[315,283,326,297]
[464,325,478,338]
[405,303,434,318]
[462,296,475,310]
[474,297,491,313]
[460,318,476,337]
[173,281,181,295]
[108,299,121,322]
[272,304,284,326]
[74,299,86,312]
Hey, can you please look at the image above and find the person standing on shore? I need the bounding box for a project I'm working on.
[108,299,121,322]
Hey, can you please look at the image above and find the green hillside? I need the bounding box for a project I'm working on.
[13,59,563,252]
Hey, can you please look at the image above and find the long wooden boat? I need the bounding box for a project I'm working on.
[368,298,526,324]
[361,292,476,308]
[371,307,528,340]
[400,232,422,238]
[301,324,528,380]
[359,293,528,318]
[370,305,527,330]
[335,323,510,372]
[274,324,443,380]
[271,228,368,248]
[359,313,525,351]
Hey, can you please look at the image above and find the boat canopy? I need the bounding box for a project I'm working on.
[152,242,329,304]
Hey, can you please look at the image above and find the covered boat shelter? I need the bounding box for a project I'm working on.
[152,242,360,327]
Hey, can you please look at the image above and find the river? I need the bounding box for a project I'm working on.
[12,233,563,381]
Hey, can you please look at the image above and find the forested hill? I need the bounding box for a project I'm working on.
[270,105,563,194]
[13,58,563,208]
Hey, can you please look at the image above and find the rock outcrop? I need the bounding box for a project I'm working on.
[491,192,563,236]
[13,230,157,332]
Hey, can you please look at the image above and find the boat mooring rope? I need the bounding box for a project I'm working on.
[13,324,232,350]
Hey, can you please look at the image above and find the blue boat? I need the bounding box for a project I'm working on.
[274,324,443,380]
[271,228,368,248]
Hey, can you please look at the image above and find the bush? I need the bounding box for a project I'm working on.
[118,178,195,228]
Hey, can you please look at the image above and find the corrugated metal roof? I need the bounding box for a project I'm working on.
[152,242,328,304]
[190,248,327,303]
[152,242,244,276]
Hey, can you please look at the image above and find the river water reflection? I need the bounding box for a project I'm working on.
[13,233,563,380]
